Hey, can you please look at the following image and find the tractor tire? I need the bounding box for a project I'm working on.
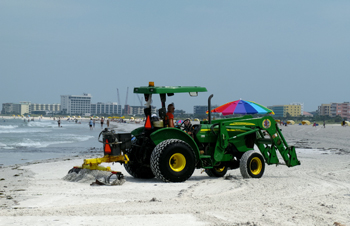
[205,164,228,177]
[124,145,155,179]
[240,151,265,179]
[150,139,196,182]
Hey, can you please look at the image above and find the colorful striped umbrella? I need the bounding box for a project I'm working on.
[211,99,274,116]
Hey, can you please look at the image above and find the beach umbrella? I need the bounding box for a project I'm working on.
[287,120,295,125]
[301,120,311,125]
[210,99,274,116]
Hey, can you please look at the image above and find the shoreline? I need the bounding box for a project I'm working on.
[1,122,350,225]
[0,117,142,167]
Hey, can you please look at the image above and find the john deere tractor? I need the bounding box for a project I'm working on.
[70,82,300,183]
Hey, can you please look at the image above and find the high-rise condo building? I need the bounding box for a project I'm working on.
[60,93,92,116]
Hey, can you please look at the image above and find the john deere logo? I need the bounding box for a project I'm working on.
[263,119,271,129]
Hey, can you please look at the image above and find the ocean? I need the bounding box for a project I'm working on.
[0,118,107,167]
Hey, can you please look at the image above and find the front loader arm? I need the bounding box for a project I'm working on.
[214,116,300,167]
[263,124,300,167]
[255,117,300,167]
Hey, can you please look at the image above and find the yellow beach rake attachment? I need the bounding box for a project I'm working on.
[68,128,132,185]
[69,154,130,184]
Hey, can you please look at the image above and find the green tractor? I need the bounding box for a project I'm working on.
[71,82,300,183]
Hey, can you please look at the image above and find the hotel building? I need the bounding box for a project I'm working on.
[60,93,92,116]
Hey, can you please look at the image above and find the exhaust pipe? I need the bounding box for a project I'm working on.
[208,94,213,124]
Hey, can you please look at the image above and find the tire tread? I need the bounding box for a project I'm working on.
[150,139,195,182]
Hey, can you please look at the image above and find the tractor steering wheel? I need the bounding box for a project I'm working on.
[180,121,193,134]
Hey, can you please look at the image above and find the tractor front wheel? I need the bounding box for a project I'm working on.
[205,163,228,177]
[240,151,265,178]
[150,139,196,182]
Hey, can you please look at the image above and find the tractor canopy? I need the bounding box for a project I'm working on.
[134,82,207,130]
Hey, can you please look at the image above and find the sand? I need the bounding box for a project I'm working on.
[0,123,349,226]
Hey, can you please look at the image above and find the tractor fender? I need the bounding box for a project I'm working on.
[131,126,144,137]
[150,128,200,162]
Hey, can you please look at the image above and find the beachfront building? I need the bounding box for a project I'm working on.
[318,104,332,116]
[194,105,208,115]
[194,105,219,115]
[2,102,61,115]
[268,104,302,117]
[318,102,350,119]
[16,102,30,115]
[61,93,92,116]
[124,105,130,115]
[129,105,157,116]
[90,102,122,116]
[1,102,30,115]
[268,105,284,117]
[334,102,350,119]
[290,103,304,116]
[285,104,302,117]
[1,103,15,114]
[30,103,61,115]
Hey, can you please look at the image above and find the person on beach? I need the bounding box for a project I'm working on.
[93,119,96,128]
[323,120,326,128]
[182,118,194,137]
[107,119,110,127]
[101,118,104,128]
[57,119,61,127]
[89,119,93,130]
[165,103,175,127]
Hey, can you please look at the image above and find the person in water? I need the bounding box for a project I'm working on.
[89,118,93,130]
[100,118,104,128]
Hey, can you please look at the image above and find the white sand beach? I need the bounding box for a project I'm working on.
[1,123,349,226]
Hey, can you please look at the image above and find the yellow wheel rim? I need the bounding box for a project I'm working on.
[169,153,186,172]
[250,157,262,175]
[215,166,225,172]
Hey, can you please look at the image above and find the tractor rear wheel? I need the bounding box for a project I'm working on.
[240,151,265,178]
[124,140,154,179]
[150,139,196,182]
[124,161,154,179]
[205,163,228,177]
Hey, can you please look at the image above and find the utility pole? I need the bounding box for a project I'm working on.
[117,88,121,116]
[124,87,129,115]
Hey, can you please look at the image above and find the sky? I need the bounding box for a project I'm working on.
[1,1,350,113]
